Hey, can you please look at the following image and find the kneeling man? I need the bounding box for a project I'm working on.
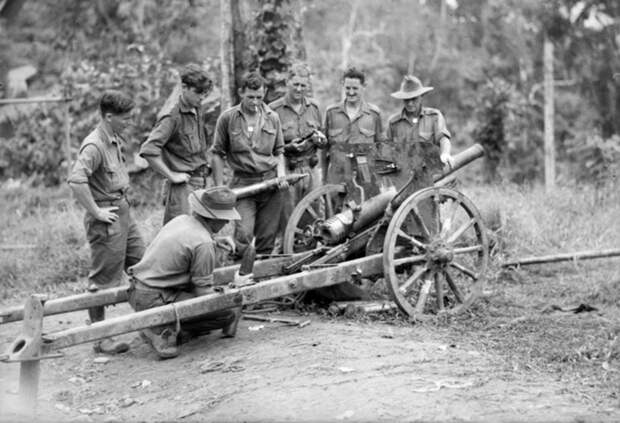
[127,186,242,359]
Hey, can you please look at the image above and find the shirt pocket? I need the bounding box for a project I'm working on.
[180,121,205,154]
[230,129,251,153]
[282,121,298,142]
[355,126,376,144]
[102,164,126,191]
[327,127,345,143]
[255,125,277,155]
[303,119,320,134]
[418,131,435,145]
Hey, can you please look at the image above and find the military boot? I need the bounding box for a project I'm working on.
[89,306,129,354]
[140,328,179,359]
[221,307,242,338]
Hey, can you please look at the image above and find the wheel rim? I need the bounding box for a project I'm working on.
[383,187,488,318]
[283,184,347,254]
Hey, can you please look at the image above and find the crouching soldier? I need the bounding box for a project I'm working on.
[127,186,242,359]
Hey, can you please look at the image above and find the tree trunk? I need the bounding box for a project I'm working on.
[231,0,246,103]
[341,0,359,70]
[220,0,235,110]
[429,0,446,73]
[543,35,555,191]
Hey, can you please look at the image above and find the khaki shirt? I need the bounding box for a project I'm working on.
[211,103,284,175]
[386,107,451,146]
[324,100,384,144]
[128,215,215,290]
[67,123,129,202]
[140,95,209,173]
[268,95,322,144]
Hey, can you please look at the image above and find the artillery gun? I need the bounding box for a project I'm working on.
[282,142,487,317]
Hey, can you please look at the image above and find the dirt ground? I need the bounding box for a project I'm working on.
[1,301,619,423]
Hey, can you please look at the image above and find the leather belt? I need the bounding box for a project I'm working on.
[189,164,210,178]
[233,168,277,180]
[95,192,127,206]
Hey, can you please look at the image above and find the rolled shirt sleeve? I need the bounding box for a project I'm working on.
[435,111,451,140]
[211,112,230,159]
[189,241,216,289]
[374,111,386,143]
[272,115,284,156]
[67,144,102,184]
[140,116,177,158]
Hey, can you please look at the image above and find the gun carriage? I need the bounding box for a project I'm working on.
[283,140,488,317]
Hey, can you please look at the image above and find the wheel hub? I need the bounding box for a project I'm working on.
[426,240,454,266]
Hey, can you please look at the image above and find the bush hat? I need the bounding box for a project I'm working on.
[189,186,241,221]
[391,75,434,99]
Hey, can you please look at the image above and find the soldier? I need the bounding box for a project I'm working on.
[308,67,385,302]
[387,75,454,169]
[68,90,146,354]
[268,63,327,251]
[324,66,384,149]
[128,186,242,359]
[140,63,213,224]
[211,71,287,257]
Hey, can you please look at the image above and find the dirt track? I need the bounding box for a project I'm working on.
[1,303,619,422]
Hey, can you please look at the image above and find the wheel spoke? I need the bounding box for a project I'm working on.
[440,199,460,237]
[415,278,433,314]
[399,265,428,294]
[446,218,475,244]
[433,193,442,235]
[443,270,464,303]
[394,254,426,267]
[411,205,431,240]
[294,228,304,235]
[396,229,427,250]
[449,261,478,280]
[305,205,319,220]
[435,272,444,311]
[452,245,484,255]
[324,194,334,217]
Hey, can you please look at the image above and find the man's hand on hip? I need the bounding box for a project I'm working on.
[95,206,119,223]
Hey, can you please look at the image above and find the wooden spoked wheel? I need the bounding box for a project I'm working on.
[383,187,488,319]
[283,184,347,254]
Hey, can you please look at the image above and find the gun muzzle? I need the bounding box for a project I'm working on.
[318,187,397,244]
[433,143,485,185]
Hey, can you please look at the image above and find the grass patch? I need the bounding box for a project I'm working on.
[447,182,620,406]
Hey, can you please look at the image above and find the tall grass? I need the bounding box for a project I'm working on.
[0,183,162,301]
[466,182,620,306]
[1,181,618,302]
[465,183,620,257]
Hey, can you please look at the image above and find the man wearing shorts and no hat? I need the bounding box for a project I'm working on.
[127,186,242,359]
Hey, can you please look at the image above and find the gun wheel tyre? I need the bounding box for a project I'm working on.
[283,184,347,254]
[383,187,488,319]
